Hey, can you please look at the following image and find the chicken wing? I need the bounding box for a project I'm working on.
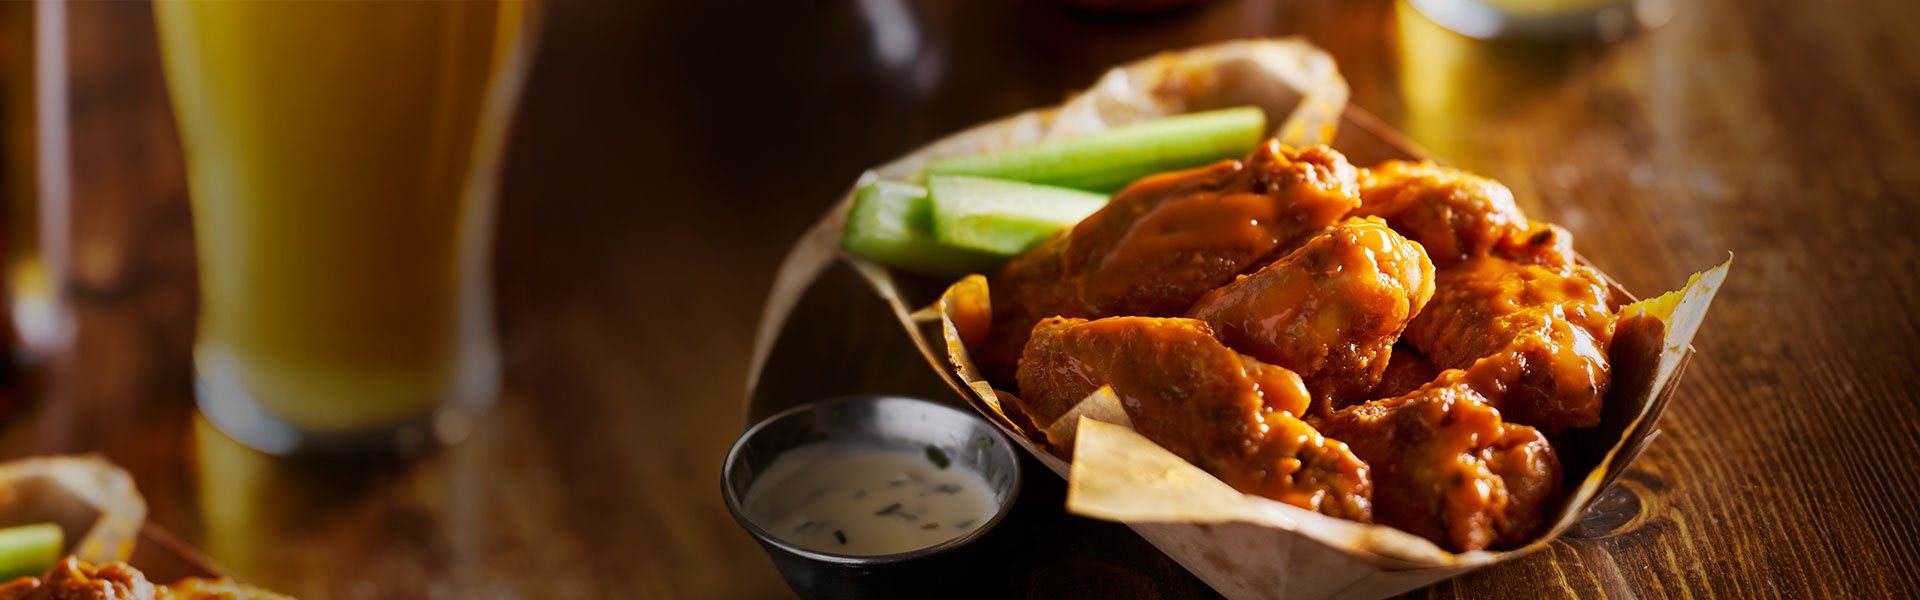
[1370,345,1440,400]
[1313,372,1562,552]
[0,557,293,600]
[1405,255,1616,433]
[1356,160,1574,269]
[1359,161,1617,432]
[1186,217,1435,412]
[978,142,1364,387]
[1016,316,1371,520]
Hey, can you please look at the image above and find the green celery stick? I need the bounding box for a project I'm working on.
[0,523,63,581]
[840,180,1002,277]
[923,106,1266,193]
[929,175,1109,257]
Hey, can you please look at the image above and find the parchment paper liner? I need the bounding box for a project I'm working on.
[0,455,147,565]
[747,38,1728,600]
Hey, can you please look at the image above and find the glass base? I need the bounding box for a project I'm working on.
[195,359,498,458]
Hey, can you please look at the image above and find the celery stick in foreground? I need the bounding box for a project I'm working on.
[923,106,1265,193]
[841,180,1002,277]
[930,175,1108,257]
[0,522,62,581]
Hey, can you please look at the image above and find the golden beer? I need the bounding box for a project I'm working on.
[156,1,535,452]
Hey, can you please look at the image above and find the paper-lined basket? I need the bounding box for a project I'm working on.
[0,455,146,566]
[747,38,1727,600]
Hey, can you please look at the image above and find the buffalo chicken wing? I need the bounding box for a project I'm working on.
[1016,316,1371,520]
[1186,217,1436,412]
[978,143,1365,386]
[1405,255,1616,433]
[1313,373,1562,552]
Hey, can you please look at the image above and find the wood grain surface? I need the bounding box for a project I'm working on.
[3,0,1917,598]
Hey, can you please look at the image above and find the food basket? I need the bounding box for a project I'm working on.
[747,38,1726,599]
[0,455,146,566]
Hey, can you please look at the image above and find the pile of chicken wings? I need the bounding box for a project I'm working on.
[981,141,1619,552]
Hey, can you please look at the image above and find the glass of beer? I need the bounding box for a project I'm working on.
[155,1,539,455]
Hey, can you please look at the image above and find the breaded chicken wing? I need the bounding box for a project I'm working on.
[1016,316,1371,520]
[1405,255,1616,433]
[0,557,293,600]
[1370,345,1441,400]
[1359,161,1617,432]
[1186,217,1435,412]
[1313,372,1562,552]
[978,142,1364,387]
[1356,160,1575,268]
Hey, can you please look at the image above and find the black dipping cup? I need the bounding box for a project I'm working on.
[722,395,1022,600]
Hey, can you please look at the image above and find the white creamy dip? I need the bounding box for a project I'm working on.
[743,442,999,556]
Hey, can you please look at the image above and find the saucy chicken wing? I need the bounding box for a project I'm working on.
[0,558,292,600]
[1369,345,1441,400]
[1313,372,1562,552]
[1405,255,1616,433]
[1186,217,1435,412]
[978,142,1364,386]
[1356,160,1577,269]
[1016,316,1371,520]
[1358,160,1617,432]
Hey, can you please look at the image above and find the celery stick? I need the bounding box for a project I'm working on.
[840,180,1002,277]
[923,106,1265,193]
[0,523,62,581]
[929,175,1109,257]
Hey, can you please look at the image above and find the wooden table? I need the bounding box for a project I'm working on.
[8,0,1918,597]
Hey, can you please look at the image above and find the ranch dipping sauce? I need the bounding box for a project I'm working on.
[743,442,999,556]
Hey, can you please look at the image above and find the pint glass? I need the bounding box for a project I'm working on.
[155,1,538,454]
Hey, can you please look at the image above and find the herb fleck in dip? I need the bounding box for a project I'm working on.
[743,443,997,555]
